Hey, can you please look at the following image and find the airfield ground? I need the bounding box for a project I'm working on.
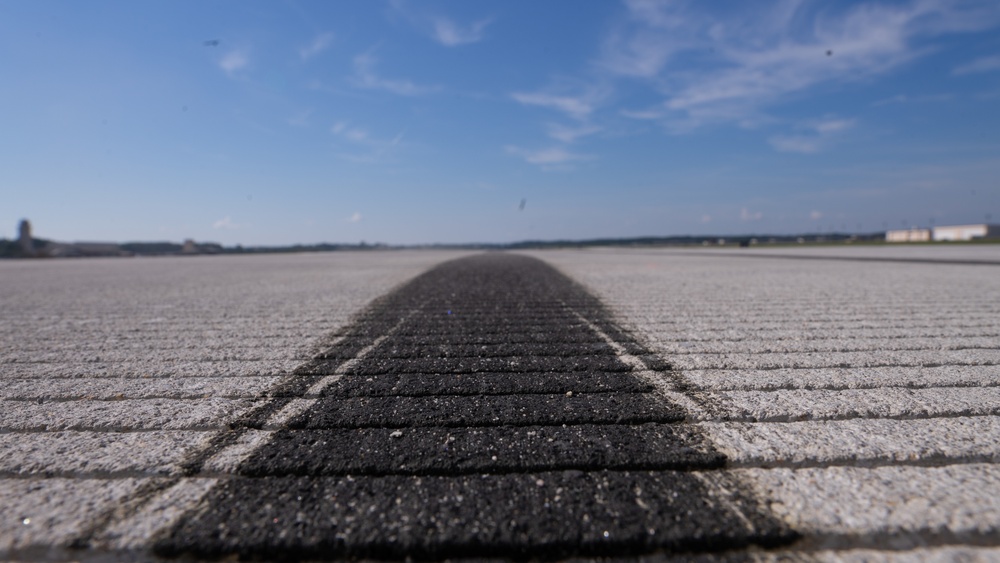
[1,245,998,560]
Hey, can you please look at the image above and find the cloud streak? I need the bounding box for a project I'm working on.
[300,33,333,60]
[332,120,406,163]
[546,122,602,143]
[219,50,248,75]
[390,0,492,47]
[505,145,589,168]
[431,16,492,46]
[953,54,1000,75]
[601,0,1000,129]
[511,92,597,120]
[213,216,240,229]
[769,117,856,154]
[351,52,437,96]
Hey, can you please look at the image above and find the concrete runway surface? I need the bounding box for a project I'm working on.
[1,246,998,560]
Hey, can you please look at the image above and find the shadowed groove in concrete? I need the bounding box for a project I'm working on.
[155,253,794,560]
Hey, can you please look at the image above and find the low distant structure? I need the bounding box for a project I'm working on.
[45,242,133,258]
[886,228,931,242]
[932,224,1000,241]
[887,224,1000,243]
[18,219,35,257]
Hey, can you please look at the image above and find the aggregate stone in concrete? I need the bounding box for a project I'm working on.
[804,546,1000,562]
[240,424,723,476]
[327,371,652,396]
[0,431,209,477]
[0,477,148,554]
[701,417,1000,467]
[0,376,282,401]
[334,354,635,375]
[652,335,1000,355]
[368,341,618,358]
[684,365,1000,391]
[0,359,304,379]
[738,464,1000,539]
[157,471,787,560]
[666,349,1000,371]
[0,398,253,431]
[354,327,609,346]
[292,393,683,428]
[714,387,1000,422]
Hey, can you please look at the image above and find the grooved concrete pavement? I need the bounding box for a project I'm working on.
[2,246,1000,560]
[532,245,1000,559]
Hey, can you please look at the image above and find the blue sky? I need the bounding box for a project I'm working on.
[2,0,1000,245]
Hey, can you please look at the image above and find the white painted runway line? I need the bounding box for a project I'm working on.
[534,246,1000,558]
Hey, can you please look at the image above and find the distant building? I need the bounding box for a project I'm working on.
[932,224,1000,241]
[886,228,931,242]
[886,224,1000,243]
[17,219,35,256]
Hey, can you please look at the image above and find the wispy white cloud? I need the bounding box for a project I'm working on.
[348,212,362,223]
[287,109,313,127]
[431,16,492,46]
[331,121,370,143]
[600,0,1000,129]
[546,122,602,143]
[389,0,492,47]
[769,116,856,154]
[740,208,763,221]
[511,92,597,120]
[332,120,406,163]
[769,136,823,154]
[219,50,249,76]
[953,54,1000,75]
[620,108,664,120]
[810,210,824,220]
[814,118,855,134]
[213,216,240,229]
[872,93,953,105]
[300,32,333,60]
[505,145,589,167]
[351,52,437,96]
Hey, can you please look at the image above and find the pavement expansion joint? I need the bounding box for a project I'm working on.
[135,254,796,560]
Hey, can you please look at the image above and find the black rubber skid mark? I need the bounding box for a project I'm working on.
[158,253,795,559]
[154,471,795,561]
[239,424,725,476]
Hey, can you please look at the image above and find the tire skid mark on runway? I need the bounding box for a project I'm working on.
[70,299,421,552]
[153,253,796,560]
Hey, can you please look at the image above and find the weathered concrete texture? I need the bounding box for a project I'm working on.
[0,478,148,554]
[804,546,1000,562]
[739,464,1000,542]
[685,365,1000,391]
[0,398,252,431]
[0,251,470,558]
[713,387,1000,422]
[0,359,304,379]
[5,246,1000,559]
[0,431,209,477]
[1,376,283,401]
[702,417,1000,467]
[531,246,1000,557]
